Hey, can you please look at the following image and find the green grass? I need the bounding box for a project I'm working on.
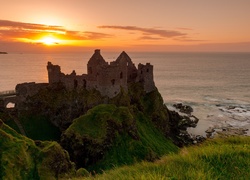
[0,119,75,180]
[0,112,21,134]
[62,104,178,172]
[67,104,116,139]
[136,111,175,155]
[79,136,250,180]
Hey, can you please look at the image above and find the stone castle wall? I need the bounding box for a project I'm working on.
[46,49,155,98]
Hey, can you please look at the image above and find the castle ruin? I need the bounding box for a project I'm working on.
[1,50,156,110]
[47,49,156,98]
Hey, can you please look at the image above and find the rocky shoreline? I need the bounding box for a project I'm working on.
[205,104,249,137]
[170,103,205,144]
[171,103,249,142]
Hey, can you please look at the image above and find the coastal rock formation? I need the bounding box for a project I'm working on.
[60,98,178,171]
[173,103,193,115]
[205,104,250,138]
[2,50,201,172]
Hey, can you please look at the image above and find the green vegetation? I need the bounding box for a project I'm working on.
[25,84,106,131]
[1,81,250,179]
[3,82,247,179]
[0,111,60,141]
[81,136,250,180]
[61,104,178,172]
[0,112,22,134]
[0,119,75,180]
[20,115,61,141]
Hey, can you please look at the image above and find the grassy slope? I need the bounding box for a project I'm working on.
[62,104,178,172]
[0,112,21,134]
[0,119,75,180]
[89,110,177,171]
[82,136,250,180]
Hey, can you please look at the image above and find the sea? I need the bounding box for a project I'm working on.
[0,52,250,136]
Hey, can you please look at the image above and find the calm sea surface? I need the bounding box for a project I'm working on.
[0,52,250,135]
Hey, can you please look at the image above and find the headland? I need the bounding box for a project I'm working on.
[1,50,248,179]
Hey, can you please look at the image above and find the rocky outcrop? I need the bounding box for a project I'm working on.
[18,82,199,144]
[18,82,106,130]
[9,76,201,172]
[173,103,193,115]
[60,104,178,172]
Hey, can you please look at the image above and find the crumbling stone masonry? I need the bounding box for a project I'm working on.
[47,49,156,97]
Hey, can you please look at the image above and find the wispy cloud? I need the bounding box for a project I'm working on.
[138,36,163,40]
[175,27,193,31]
[174,36,207,42]
[0,19,112,41]
[64,31,113,40]
[98,25,186,38]
[0,20,65,31]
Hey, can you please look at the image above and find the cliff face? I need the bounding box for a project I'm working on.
[20,81,197,142]
[13,81,198,172]
[60,104,178,171]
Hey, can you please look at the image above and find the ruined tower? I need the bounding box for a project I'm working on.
[47,62,62,83]
[46,49,156,98]
[137,63,156,93]
[87,49,108,81]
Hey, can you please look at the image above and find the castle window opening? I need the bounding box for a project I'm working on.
[111,79,115,86]
[6,102,15,109]
[120,72,123,79]
[146,69,149,72]
[141,70,143,74]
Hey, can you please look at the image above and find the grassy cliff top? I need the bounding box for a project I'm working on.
[61,104,178,172]
[80,136,250,179]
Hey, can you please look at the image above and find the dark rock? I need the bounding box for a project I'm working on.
[205,127,215,134]
[173,103,193,115]
[228,106,236,110]
[168,109,199,147]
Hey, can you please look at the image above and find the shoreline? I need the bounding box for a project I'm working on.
[167,102,250,138]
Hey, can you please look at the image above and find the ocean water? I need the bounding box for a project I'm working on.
[0,52,250,136]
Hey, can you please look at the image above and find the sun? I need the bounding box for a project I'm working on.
[40,36,59,45]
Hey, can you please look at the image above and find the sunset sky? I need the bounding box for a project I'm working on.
[1,0,250,53]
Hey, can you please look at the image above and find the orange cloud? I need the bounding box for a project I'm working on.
[98,25,186,38]
[174,36,207,42]
[62,30,113,40]
[175,27,193,31]
[0,19,112,42]
[138,36,163,40]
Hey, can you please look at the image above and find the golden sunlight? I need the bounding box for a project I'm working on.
[40,36,59,45]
